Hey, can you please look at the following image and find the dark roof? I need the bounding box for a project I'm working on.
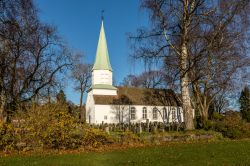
[93,86,181,106]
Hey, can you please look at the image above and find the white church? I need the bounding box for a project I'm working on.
[86,20,184,124]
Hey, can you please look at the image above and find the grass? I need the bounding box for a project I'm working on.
[1,140,250,166]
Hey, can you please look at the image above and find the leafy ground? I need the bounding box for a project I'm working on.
[1,140,250,166]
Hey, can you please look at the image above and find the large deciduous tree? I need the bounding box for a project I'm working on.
[188,0,250,121]
[71,53,91,122]
[130,0,250,129]
[0,0,72,121]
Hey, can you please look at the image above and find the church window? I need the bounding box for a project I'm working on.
[130,107,136,120]
[153,108,158,120]
[142,107,147,119]
[172,110,176,120]
[163,107,168,119]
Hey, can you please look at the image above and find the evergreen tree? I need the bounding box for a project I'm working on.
[239,86,250,122]
[56,90,67,104]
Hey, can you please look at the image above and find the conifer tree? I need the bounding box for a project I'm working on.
[239,87,250,122]
[56,90,67,104]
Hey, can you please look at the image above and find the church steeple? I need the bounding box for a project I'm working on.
[92,20,112,71]
[89,18,117,93]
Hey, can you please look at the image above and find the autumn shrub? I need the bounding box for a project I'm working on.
[83,128,114,148]
[0,121,20,151]
[205,112,250,139]
[0,103,112,151]
[9,104,83,149]
[210,112,223,121]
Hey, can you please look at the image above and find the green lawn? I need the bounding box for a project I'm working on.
[1,140,250,166]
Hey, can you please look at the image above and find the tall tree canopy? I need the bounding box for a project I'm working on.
[130,0,250,129]
[0,0,72,121]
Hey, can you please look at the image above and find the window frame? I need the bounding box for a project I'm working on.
[142,107,147,119]
[130,107,136,120]
[163,107,168,120]
[172,110,176,120]
[153,107,158,120]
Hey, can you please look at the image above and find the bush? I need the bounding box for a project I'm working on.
[0,103,111,151]
[13,103,83,149]
[83,128,113,148]
[205,112,250,139]
[203,120,214,130]
[0,121,20,151]
[210,112,223,121]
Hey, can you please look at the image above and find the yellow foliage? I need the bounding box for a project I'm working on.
[0,103,111,151]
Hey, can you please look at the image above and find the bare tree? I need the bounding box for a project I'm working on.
[208,92,229,116]
[121,70,164,89]
[0,0,72,121]
[130,0,250,129]
[130,0,201,129]
[71,53,91,122]
[187,0,250,121]
[121,74,140,87]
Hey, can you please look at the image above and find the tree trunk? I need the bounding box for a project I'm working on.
[180,0,195,130]
[80,91,85,123]
[181,76,194,130]
[0,90,7,123]
[47,87,51,103]
[180,43,194,130]
[202,106,209,121]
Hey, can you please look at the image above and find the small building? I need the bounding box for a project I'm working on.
[86,20,184,124]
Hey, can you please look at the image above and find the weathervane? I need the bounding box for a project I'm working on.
[101,10,104,20]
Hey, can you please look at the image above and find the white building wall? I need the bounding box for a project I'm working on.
[92,70,112,85]
[93,104,184,124]
[86,91,95,123]
[94,105,119,124]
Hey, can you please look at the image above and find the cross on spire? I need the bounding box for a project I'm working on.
[101,10,104,20]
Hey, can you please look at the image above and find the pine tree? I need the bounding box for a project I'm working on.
[239,86,250,122]
[56,90,67,104]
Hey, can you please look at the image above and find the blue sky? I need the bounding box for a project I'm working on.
[35,0,149,104]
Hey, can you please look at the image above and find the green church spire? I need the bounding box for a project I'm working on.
[92,20,112,71]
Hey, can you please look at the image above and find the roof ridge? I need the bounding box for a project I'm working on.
[116,86,174,91]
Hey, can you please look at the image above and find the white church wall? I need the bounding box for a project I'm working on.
[86,91,95,123]
[94,105,119,124]
[128,105,183,123]
[92,70,112,85]
[93,104,184,124]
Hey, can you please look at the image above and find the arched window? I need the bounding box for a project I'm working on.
[130,107,136,120]
[163,107,167,119]
[142,107,147,119]
[172,110,176,120]
[171,107,177,121]
[153,107,158,120]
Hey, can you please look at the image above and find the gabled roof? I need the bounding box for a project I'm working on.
[93,86,181,106]
[92,20,112,71]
